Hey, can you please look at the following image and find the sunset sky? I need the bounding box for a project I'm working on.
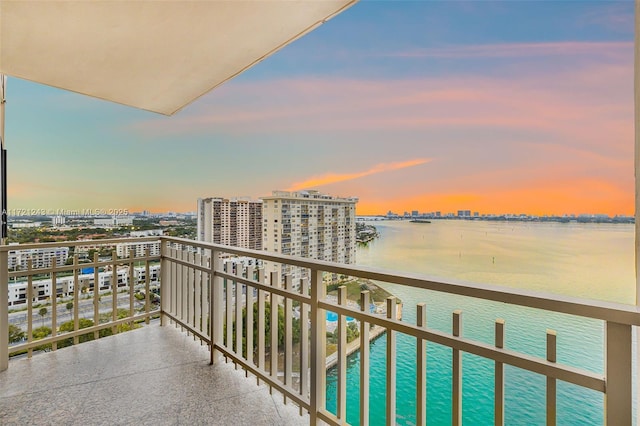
[5,1,635,216]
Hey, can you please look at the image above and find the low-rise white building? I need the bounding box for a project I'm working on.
[116,241,161,258]
[94,216,134,227]
[7,264,160,306]
[8,246,69,270]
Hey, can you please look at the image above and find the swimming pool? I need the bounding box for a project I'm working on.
[326,312,354,322]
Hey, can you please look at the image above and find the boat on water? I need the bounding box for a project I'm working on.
[409,219,431,223]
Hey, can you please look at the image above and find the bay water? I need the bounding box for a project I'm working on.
[325,219,635,425]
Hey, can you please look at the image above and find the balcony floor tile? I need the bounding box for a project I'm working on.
[1,323,308,425]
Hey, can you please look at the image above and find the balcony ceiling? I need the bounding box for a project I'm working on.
[0,0,356,115]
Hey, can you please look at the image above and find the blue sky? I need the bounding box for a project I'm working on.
[6,1,635,215]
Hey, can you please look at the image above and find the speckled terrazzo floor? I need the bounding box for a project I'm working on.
[0,322,309,425]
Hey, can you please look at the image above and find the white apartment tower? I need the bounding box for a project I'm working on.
[261,190,357,285]
[197,197,262,250]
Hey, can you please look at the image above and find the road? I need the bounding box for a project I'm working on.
[9,290,156,331]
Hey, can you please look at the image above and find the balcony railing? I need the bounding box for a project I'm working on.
[2,236,639,425]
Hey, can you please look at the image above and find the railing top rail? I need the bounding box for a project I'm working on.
[162,236,640,326]
[0,236,161,252]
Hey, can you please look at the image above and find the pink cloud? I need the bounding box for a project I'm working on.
[128,40,632,147]
[287,158,431,191]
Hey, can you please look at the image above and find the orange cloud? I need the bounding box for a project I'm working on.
[287,158,431,191]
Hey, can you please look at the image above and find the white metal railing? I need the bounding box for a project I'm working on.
[0,238,160,366]
[158,236,640,426]
[2,236,639,425]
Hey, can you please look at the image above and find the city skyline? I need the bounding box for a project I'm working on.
[5,1,635,216]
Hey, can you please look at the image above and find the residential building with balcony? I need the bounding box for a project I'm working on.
[7,264,160,306]
[8,245,69,270]
[116,241,160,258]
[196,197,262,250]
[261,190,357,286]
[94,216,134,227]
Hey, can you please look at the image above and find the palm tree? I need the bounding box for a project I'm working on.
[38,307,48,327]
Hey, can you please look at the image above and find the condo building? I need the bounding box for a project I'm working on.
[196,197,262,250]
[261,190,357,286]
[8,246,69,270]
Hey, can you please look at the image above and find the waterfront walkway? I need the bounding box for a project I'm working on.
[0,323,307,425]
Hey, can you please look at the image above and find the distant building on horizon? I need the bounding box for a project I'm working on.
[94,216,134,227]
[51,216,66,227]
[196,197,262,250]
[262,190,357,287]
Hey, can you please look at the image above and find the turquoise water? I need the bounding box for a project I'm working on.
[326,220,635,425]
[327,311,354,322]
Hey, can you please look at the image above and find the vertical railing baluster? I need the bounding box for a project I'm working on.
[175,248,181,325]
[285,275,293,402]
[360,290,370,426]
[93,252,100,338]
[309,268,326,425]
[226,262,233,358]
[605,321,632,425]
[300,277,310,414]
[73,254,79,345]
[235,265,243,367]
[0,248,7,370]
[452,310,462,426]
[416,303,427,426]
[51,256,57,351]
[181,249,187,327]
[176,247,182,326]
[337,286,347,421]
[144,247,150,325]
[194,253,202,334]
[270,271,280,393]
[26,259,33,358]
[128,250,134,328]
[159,241,168,326]
[546,329,557,426]
[386,296,397,426]
[188,251,195,332]
[211,249,223,364]
[111,252,117,335]
[201,253,209,336]
[495,319,505,426]
[246,265,255,377]
[171,247,177,323]
[257,268,266,385]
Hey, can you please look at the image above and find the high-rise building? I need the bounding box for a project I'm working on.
[197,197,262,250]
[51,216,66,227]
[261,190,357,287]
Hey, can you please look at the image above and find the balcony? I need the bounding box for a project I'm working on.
[2,236,639,425]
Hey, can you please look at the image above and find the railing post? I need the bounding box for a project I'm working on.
[337,286,347,421]
[210,249,223,364]
[309,268,326,424]
[360,290,371,425]
[160,239,169,326]
[0,249,8,371]
[546,329,557,426]
[452,310,462,426]
[495,319,505,426]
[605,321,632,425]
[416,303,427,426]
[387,296,397,426]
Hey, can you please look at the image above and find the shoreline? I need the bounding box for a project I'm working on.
[325,302,402,370]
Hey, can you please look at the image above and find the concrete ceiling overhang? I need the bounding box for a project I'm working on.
[0,0,357,115]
